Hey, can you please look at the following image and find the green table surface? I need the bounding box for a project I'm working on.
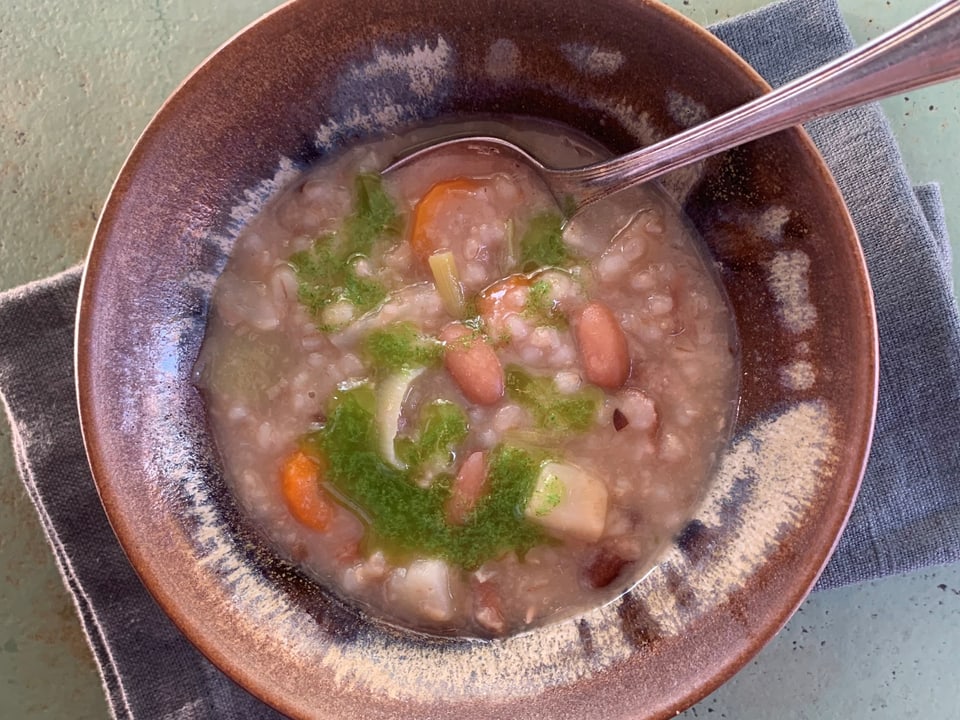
[1,1,958,718]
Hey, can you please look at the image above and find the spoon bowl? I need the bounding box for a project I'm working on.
[386,0,960,216]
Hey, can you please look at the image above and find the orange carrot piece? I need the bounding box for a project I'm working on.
[280,450,333,531]
[476,274,531,322]
[411,178,485,261]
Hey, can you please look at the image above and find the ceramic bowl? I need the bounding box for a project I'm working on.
[76,0,877,717]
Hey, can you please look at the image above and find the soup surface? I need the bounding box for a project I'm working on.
[196,118,739,637]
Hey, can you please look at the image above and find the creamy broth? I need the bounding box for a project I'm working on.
[196,118,739,637]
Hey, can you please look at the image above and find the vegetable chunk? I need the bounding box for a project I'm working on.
[525,461,608,542]
[411,178,486,261]
[387,558,455,622]
[280,450,333,531]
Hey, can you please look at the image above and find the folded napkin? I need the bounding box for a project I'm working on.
[1,0,958,717]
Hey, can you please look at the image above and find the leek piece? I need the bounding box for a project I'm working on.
[376,368,423,468]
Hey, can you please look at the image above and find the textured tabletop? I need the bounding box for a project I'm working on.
[1,1,958,718]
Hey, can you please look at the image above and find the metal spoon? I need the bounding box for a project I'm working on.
[385,0,960,216]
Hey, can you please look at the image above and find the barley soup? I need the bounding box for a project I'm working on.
[195,118,739,637]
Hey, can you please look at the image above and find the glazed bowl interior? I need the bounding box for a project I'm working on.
[76,0,877,718]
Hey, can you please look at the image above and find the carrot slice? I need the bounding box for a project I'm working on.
[411,178,485,261]
[280,450,333,531]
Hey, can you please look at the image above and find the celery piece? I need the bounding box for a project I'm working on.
[428,250,465,318]
[503,218,518,269]
[505,366,602,433]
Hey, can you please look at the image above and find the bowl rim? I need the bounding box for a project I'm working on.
[75,0,879,717]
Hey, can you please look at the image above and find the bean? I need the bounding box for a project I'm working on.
[576,301,630,389]
[582,546,630,589]
[472,579,506,635]
[445,451,487,525]
[440,323,505,405]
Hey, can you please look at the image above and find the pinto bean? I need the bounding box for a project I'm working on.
[472,579,507,635]
[575,301,630,389]
[582,546,630,589]
[440,323,505,405]
[446,451,488,525]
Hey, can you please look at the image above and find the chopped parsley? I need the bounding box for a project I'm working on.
[523,279,567,329]
[308,384,544,568]
[343,172,405,254]
[362,322,443,373]
[289,173,401,328]
[395,400,469,472]
[505,366,602,433]
[519,211,572,271]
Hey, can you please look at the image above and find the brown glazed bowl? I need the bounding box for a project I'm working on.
[76,0,877,718]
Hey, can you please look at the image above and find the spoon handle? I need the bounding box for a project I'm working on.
[560,0,960,207]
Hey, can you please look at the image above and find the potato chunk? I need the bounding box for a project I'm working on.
[386,558,455,622]
[524,462,608,542]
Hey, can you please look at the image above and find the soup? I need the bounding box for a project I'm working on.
[195,118,739,637]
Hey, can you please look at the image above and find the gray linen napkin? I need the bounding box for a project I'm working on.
[710,0,960,590]
[1,0,958,716]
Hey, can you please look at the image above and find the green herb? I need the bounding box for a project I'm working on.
[523,279,567,329]
[343,172,404,254]
[310,385,544,568]
[462,300,482,328]
[505,366,602,433]
[452,445,545,567]
[362,322,443,373]
[343,271,386,311]
[290,173,401,328]
[519,211,572,271]
[395,400,469,471]
[529,470,565,516]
